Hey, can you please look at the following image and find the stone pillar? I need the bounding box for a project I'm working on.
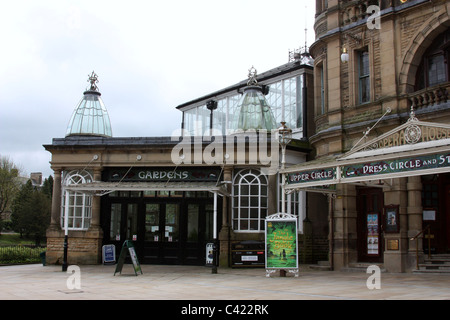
[407,176,423,271]
[86,168,103,264]
[90,168,102,229]
[49,168,62,230]
[332,184,358,270]
[383,178,408,273]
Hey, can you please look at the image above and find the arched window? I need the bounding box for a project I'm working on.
[61,170,93,230]
[415,29,450,90]
[232,169,268,232]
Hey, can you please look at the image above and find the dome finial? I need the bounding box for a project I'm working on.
[247,66,258,86]
[87,71,99,91]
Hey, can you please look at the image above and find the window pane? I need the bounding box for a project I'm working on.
[428,55,446,87]
[110,204,121,241]
[145,204,159,241]
[187,204,199,242]
[165,204,179,242]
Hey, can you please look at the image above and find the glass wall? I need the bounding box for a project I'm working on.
[182,73,304,136]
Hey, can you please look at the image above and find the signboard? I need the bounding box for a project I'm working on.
[286,152,450,189]
[341,153,450,180]
[114,240,143,276]
[287,167,336,186]
[265,213,298,277]
[205,243,214,266]
[104,167,222,182]
[102,244,116,265]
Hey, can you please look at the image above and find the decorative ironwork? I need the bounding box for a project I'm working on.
[88,71,99,91]
[405,106,422,144]
[247,66,258,86]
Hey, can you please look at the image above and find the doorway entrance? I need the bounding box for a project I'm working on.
[102,191,221,265]
[357,187,384,263]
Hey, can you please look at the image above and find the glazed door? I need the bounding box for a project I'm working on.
[107,201,140,257]
[143,203,181,264]
[357,188,384,263]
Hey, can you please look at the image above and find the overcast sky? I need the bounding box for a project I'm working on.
[0,0,315,179]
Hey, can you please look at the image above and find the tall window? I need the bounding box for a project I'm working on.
[415,29,450,90]
[358,49,371,104]
[232,169,268,232]
[61,170,93,230]
[319,66,325,114]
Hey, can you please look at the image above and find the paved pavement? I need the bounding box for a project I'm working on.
[0,263,449,302]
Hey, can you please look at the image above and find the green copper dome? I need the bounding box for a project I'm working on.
[66,72,112,137]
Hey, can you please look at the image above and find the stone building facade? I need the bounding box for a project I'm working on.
[287,0,450,272]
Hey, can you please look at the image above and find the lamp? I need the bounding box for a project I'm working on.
[278,121,292,157]
[278,122,292,214]
[341,47,349,63]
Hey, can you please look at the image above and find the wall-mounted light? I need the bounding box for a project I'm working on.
[341,47,349,64]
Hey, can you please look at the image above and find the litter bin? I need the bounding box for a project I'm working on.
[40,251,46,266]
[231,241,265,268]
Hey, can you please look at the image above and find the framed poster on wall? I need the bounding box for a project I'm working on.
[385,205,399,233]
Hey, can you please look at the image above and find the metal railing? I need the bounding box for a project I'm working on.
[410,225,431,270]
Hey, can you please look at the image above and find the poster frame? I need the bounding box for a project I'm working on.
[385,205,400,233]
[265,213,299,278]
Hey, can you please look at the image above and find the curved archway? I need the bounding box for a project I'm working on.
[399,7,450,94]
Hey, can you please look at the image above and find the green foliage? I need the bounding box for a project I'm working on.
[0,155,21,214]
[0,245,45,264]
[11,180,51,246]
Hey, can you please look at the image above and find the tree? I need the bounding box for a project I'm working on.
[0,156,21,215]
[11,179,51,245]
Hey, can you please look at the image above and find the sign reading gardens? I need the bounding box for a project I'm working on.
[104,167,221,182]
[287,152,450,187]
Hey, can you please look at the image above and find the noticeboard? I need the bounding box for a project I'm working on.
[265,213,298,277]
[114,240,143,276]
[102,244,116,265]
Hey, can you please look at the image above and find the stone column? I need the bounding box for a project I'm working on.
[87,168,103,264]
[90,168,102,229]
[383,178,408,272]
[49,168,62,230]
[332,183,358,270]
[407,176,423,271]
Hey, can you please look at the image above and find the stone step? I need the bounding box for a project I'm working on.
[414,254,450,273]
[308,261,331,271]
[342,263,386,273]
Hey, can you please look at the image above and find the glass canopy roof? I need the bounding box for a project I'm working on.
[66,72,113,137]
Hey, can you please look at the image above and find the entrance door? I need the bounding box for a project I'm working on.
[143,203,181,264]
[107,201,140,257]
[103,193,219,265]
[357,188,384,263]
[143,201,215,264]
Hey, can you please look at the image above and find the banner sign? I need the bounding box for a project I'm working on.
[104,167,222,183]
[265,213,298,277]
[286,152,450,188]
[341,153,450,180]
[287,167,336,185]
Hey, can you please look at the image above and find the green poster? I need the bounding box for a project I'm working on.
[265,217,298,269]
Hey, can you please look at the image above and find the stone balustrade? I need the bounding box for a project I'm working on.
[408,83,450,110]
